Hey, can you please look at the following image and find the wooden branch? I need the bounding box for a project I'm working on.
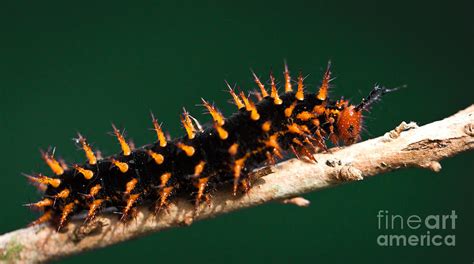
[1,105,473,263]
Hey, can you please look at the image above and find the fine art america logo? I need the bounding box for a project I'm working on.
[377,210,457,247]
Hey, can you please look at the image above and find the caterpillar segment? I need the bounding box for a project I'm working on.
[26,62,396,230]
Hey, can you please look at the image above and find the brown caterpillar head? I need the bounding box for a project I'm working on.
[336,104,363,145]
[337,85,400,145]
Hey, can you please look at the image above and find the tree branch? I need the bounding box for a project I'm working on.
[1,105,473,263]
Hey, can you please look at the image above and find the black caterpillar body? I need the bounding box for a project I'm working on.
[26,62,395,230]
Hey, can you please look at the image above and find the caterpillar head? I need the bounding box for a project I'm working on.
[336,85,400,145]
[336,104,363,145]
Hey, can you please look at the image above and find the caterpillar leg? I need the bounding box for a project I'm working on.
[85,199,104,223]
[120,194,140,222]
[194,177,209,207]
[58,202,76,231]
[240,178,251,194]
[204,193,212,206]
[290,138,317,163]
[154,186,174,214]
[232,173,254,196]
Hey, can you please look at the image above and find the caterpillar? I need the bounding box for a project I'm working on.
[25,61,396,231]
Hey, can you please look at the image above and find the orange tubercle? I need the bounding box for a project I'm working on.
[202,99,225,126]
[233,157,246,178]
[193,161,206,177]
[27,174,61,188]
[41,150,64,175]
[176,143,195,157]
[295,72,304,100]
[112,124,131,156]
[215,125,228,140]
[261,121,272,132]
[317,61,331,101]
[151,115,167,147]
[296,111,314,121]
[265,134,281,152]
[77,134,97,165]
[55,189,70,199]
[313,104,326,115]
[284,101,297,117]
[226,82,245,109]
[73,165,94,180]
[181,110,196,140]
[283,62,293,92]
[147,150,164,165]
[89,184,102,198]
[269,71,282,105]
[287,123,304,135]
[27,198,53,208]
[228,143,239,156]
[111,159,129,173]
[240,93,260,120]
[125,178,138,194]
[252,71,269,97]
[250,108,260,121]
[240,92,252,111]
[160,172,172,187]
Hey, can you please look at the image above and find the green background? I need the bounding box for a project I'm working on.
[1,1,473,263]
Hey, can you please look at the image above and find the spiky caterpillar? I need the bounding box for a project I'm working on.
[25,62,395,230]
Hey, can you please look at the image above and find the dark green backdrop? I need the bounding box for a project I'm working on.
[1,1,473,263]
